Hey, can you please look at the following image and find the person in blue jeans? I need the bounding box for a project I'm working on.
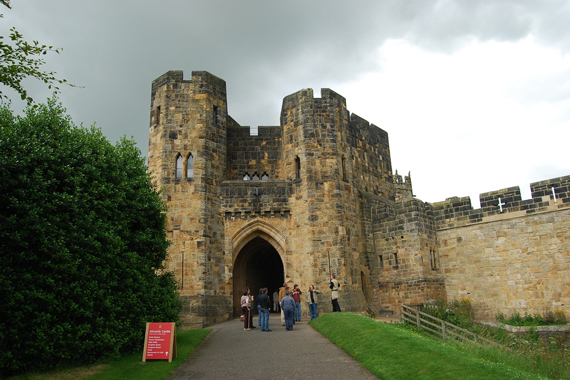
[292,284,303,321]
[280,290,295,331]
[305,284,322,320]
[258,288,272,332]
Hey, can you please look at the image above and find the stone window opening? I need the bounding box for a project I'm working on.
[342,156,347,181]
[393,252,398,266]
[175,153,183,179]
[379,255,384,269]
[243,172,250,181]
[186,153,194,179]
[252,172,259,180]
[213,105,219,125]
[155,105,161,126]
[295,156,301,180]
[430,249,438,270]
[262,172,269,180]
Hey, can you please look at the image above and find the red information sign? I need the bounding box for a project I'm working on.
[142,322,177,362]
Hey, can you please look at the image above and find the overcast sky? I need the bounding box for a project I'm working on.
[2,0,569,207]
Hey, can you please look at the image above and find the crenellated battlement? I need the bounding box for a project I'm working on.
[280,87,347,108]
[431,175,570,229]
[150,70,226,106]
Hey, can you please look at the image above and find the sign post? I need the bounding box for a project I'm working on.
[142,322,177,363]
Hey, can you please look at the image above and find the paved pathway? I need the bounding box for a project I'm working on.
[167,313,379,380]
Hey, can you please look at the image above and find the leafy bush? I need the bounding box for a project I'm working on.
[421,298,474,327]
[496,309,567,326]
[0,99,181,376]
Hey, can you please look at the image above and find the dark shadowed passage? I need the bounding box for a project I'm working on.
[233,237,284,316]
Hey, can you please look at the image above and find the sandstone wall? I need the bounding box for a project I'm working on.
[148,71,232,328]
[346,113,393,198]
[435,176,570,321]
[371,198,445,314]
[279,88,374,312]
[226,124,283,181]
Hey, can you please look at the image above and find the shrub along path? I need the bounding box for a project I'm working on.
[166,313,377,380]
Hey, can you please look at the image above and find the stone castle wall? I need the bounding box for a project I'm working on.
[226,124,283,181]
[279,87,370,312]
[148,71,233,328]
[434,176,570,321]
[345,113,393,198]
[368,198,444,314]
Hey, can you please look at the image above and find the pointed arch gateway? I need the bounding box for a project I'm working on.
[232,220,286,316]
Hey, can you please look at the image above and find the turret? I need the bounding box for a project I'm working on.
[148,71,231,328]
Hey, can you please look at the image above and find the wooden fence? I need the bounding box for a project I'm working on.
[401,304,503,348]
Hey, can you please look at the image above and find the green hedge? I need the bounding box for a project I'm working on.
[0,99,181,376]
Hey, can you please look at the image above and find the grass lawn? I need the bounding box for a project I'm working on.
[8,329,211,380]
[310,313,551,380]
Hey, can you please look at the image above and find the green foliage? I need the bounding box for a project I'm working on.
[421,298,474,327]
[1,1,75,105]
[496,309,567,326]
[0,99,181,377]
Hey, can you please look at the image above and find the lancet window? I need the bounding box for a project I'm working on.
[176,154,183,179]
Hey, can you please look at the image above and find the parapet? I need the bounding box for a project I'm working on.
[431,175,570,229]
[151,70,226,99]
[151,70,186,98]
[280,88,347,121]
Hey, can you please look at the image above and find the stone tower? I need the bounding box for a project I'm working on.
[148,71,232,326]
[148,71,399,327]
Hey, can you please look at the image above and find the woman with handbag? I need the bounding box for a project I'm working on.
[241,288,251,331]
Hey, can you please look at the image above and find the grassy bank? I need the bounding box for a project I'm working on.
[310,313,551,380]
[8,329,211,380]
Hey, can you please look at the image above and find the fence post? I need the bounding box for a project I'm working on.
[442,320,446,341]
[416,308,421,329]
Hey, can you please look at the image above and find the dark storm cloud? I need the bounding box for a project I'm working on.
[2,0,569,157]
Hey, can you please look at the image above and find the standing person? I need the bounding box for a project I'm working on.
[330,274,341,312]
[292,284,303,321]
[280,289,295,331]
[306,284,322,320]
[257,288,264,327]
[278,283,289,326]
[258,288,272,332]
[272,289,280,312]
[241,288,251,331]
[248,289,256,328]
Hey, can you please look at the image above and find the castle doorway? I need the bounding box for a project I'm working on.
[232,236,284,317]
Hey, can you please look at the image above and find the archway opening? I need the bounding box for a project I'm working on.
[233,236,284,316]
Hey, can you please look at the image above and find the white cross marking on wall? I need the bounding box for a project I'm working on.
[498,197,506,213]
[552,187,557,202]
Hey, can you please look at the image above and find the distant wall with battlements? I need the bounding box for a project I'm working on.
[433,176,570,320]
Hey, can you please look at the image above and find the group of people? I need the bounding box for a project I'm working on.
[240,274,342,332]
